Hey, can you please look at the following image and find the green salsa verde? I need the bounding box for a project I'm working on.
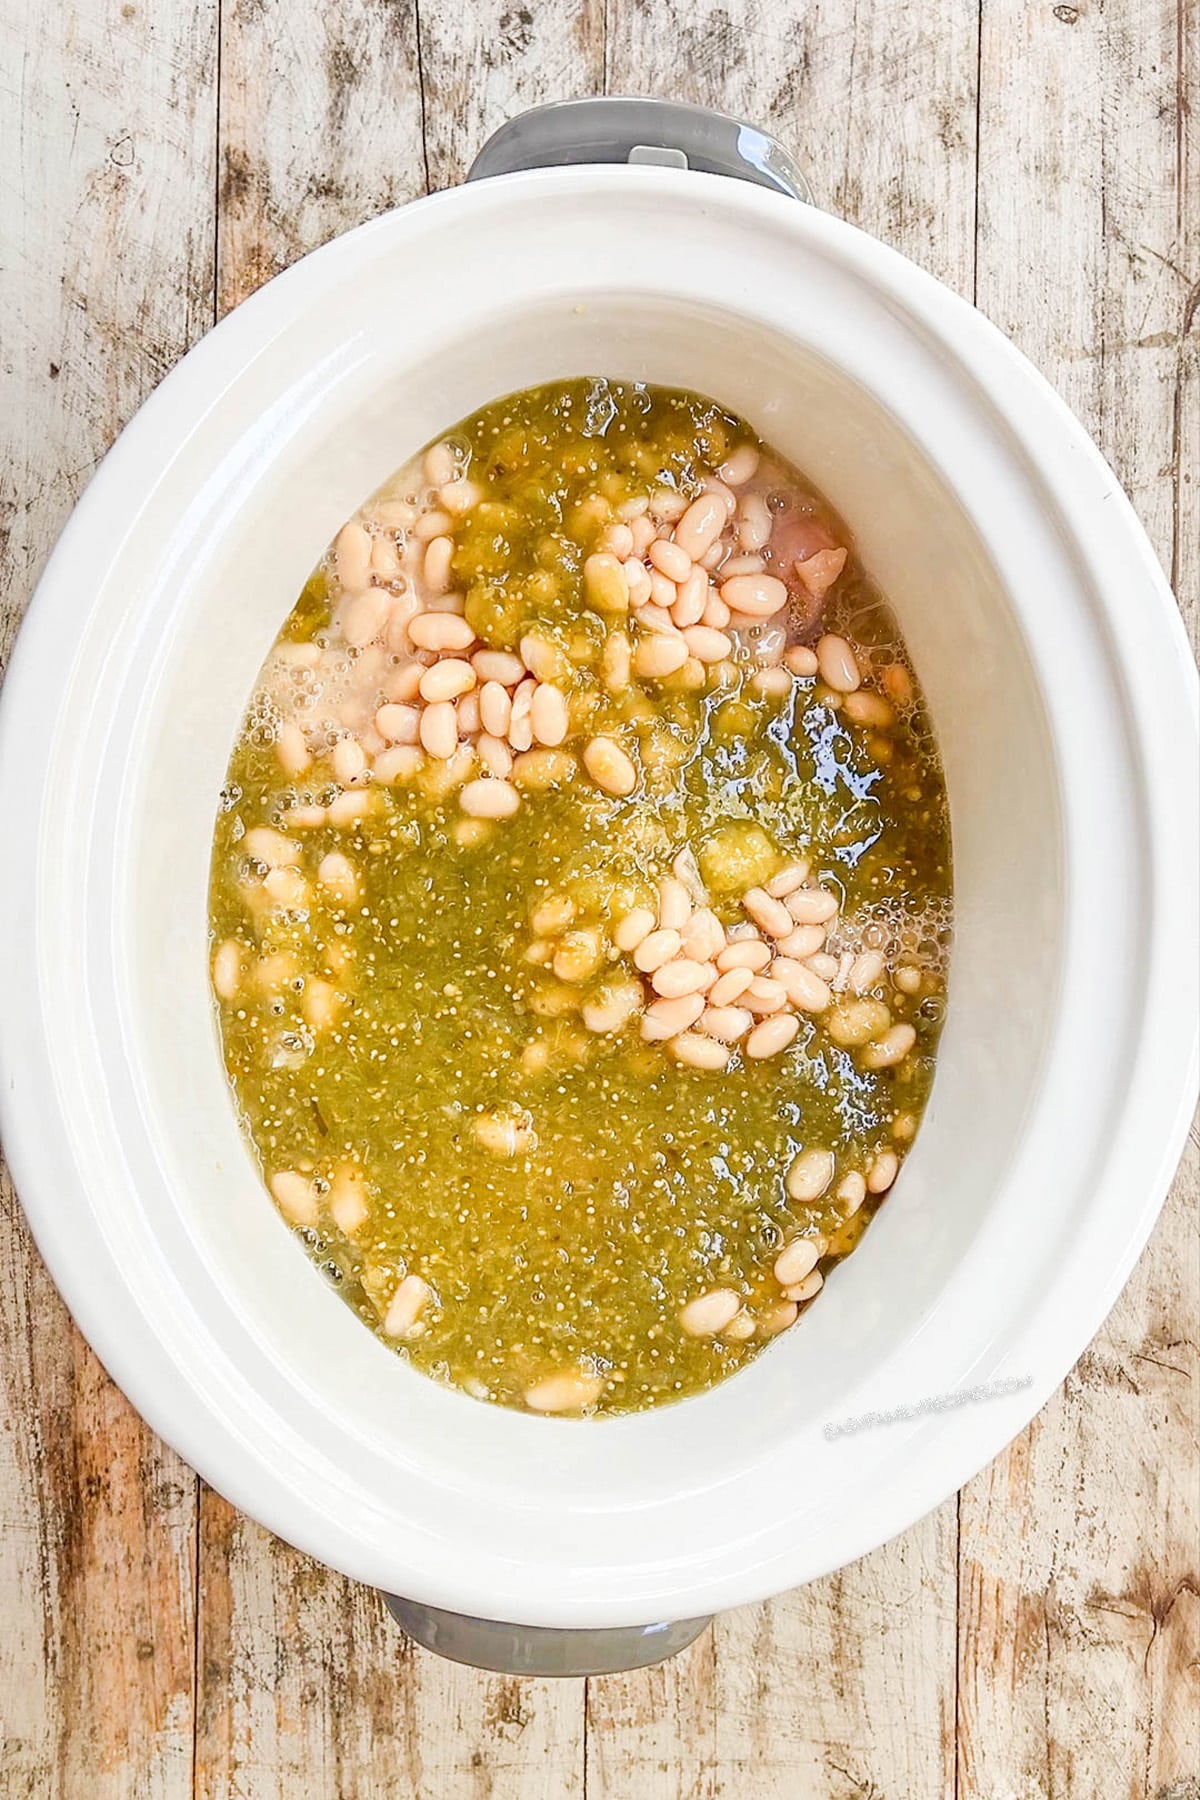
[209,379,951,1416]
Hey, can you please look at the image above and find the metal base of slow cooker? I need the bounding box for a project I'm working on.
[380,1595,711,1676]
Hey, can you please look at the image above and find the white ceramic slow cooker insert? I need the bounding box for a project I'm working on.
[1,107,1196,1652]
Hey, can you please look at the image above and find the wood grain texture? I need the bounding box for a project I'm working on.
[585,1630,718,1800]
[419,0,604,190]
[0,0,214,1793]
[604,0,979,295]
[194,1496,584,1800]
[0,0,217,654]
[217,0,427,313]
[959,0,1200,1795]
[0,0,1196,1792]
[713,1532,958,1800]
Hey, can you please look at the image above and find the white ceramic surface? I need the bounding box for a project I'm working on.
[0,167,1195,1629]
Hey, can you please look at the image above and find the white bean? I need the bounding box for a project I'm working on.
[649,569,678,609]
[697,1005,753,1042]
[650,958,717,999]
[766,861,810,898]
[680,1288,741,1336]
[624,559,653,607]
[478,732,514,778]
[439,477,481,517]
[750,666,793,699]
[707,966,754,1006]
[773,961,832,1013]
[420,700,458,758]
[649,487,687,523]
[773,1237,820,1286]
[583,736,637,796]
[736,494,773,552]
[317,850,358,905]
[786,1148,835,1202]
[423,440,456,486]
[422,535,455,594]
[531,683,569,746]
[332,735,368,785]
[671,565,710,628]
[657,877,692,932]
[374,744,424,784]
[328,1166,368,1236]
[719,444,760,486]
[212,939,241,999]
[634,631,689,680]
[640,993,706,1039]
[743,887,795,938]
[375,703,420,744]
[682,624,733,663]
[848,951,886,994]
[843,689,896,729]
[276,722,311,775]
[681,908,725,963]
[328,790,370,826]
[419,658,476,703]
[787,886,840,925]
[837,1172,867,1212]
[460,778,520,819]
[815,632,862,693]
[784,1269,824,1303]
[342,587,390,648]
[647,536,693,583]
[715,937,772,973]
[745,1013,800,1057]
[263,865,307,908]
[270,1169,318,1227]
[383,1274,431,1339]
[472,649,525,684]
[244,826,301,868]
[412,507,453,542]
[479,680,513,737]
[456,690,480,735]
[615,907,658,953]
[525,1371,603,1413]
[633,927,683,972]
[720,572,788,618]
[673,492,727,561]
[409,611,474,652]
[759,1300,799,1336]
[861,1023,917,1069]
[507,678,536,751]
[598,522,635,560]
[334,521,372,590]
[669,1031,731,1071]
[868,1151,900,1193]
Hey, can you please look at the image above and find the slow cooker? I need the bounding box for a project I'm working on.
[1,100,1195,1675]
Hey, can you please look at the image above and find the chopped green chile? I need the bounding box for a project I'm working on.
[209,379,952,1416]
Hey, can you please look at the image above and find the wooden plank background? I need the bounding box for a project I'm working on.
[0,0,1196,1792]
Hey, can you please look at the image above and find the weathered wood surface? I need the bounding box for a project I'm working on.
[959,5,1200,1797]
[0,0,1196,1794]
[0,1,214,1795]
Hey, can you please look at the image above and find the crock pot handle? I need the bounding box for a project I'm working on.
[379,1593,712,1677]
[467,96,813,203]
